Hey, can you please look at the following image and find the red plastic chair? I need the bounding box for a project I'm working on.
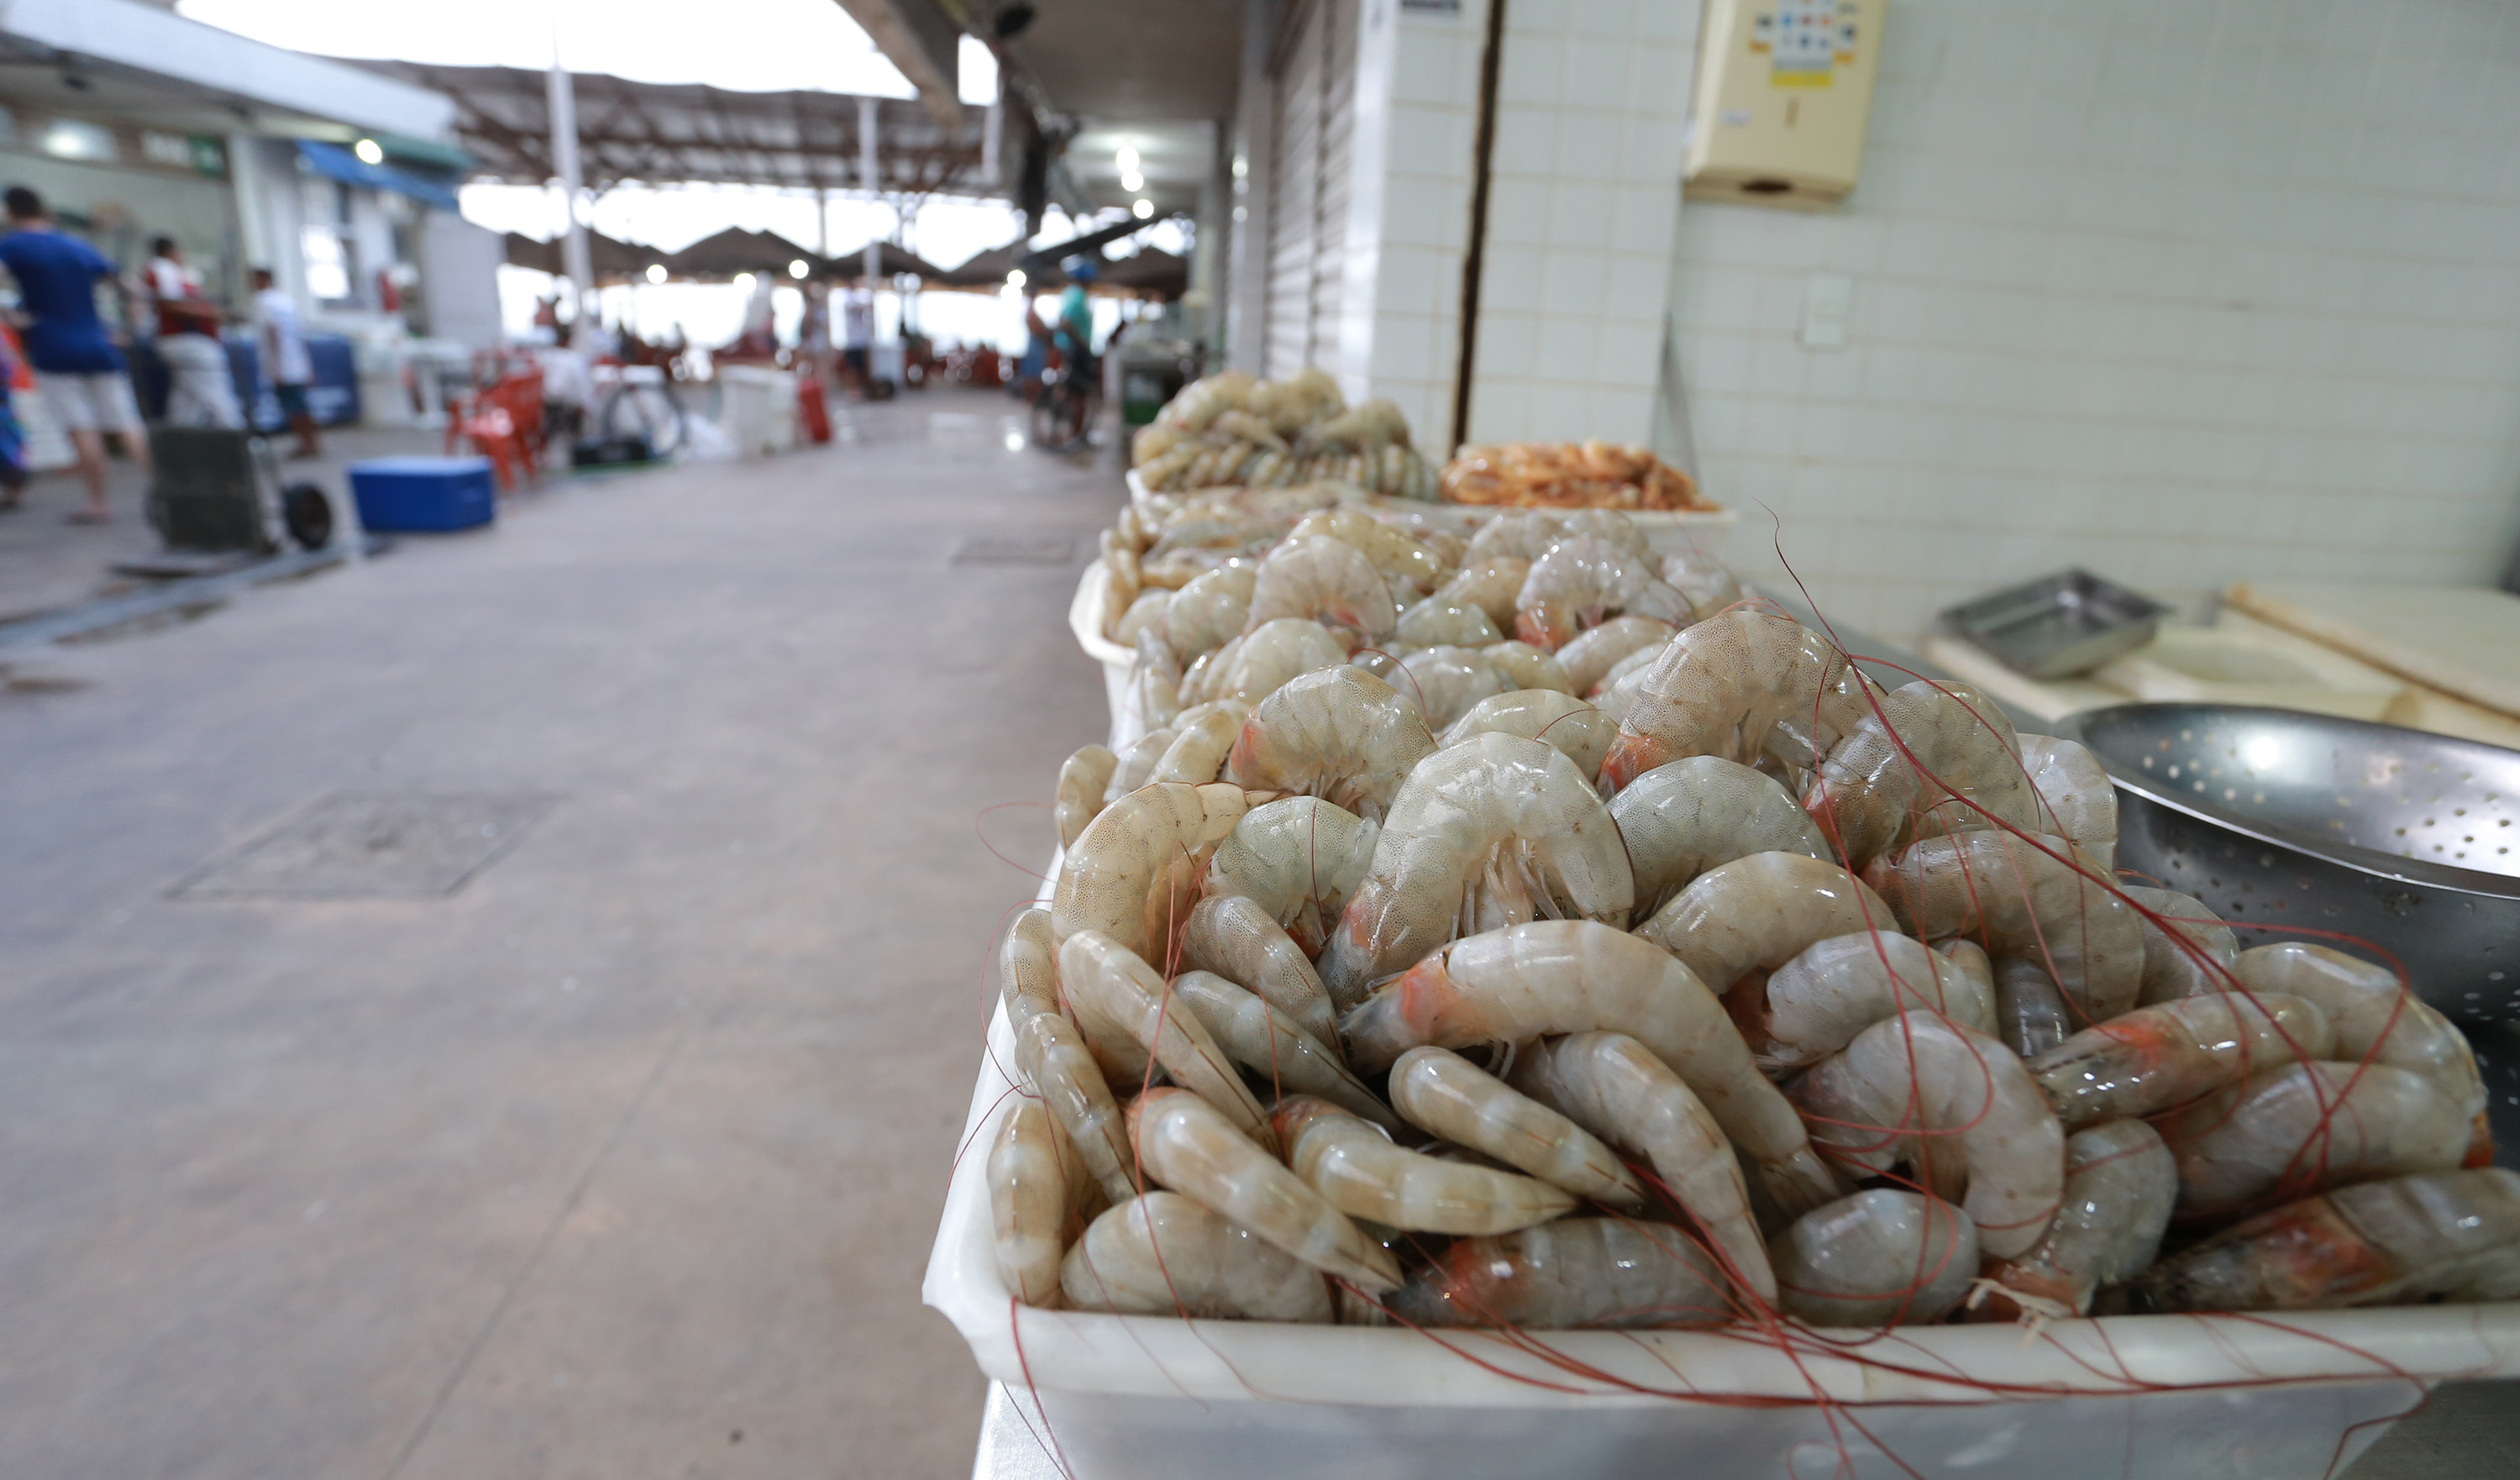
[446,368,545,491]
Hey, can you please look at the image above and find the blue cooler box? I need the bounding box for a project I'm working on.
[349,457,497,532]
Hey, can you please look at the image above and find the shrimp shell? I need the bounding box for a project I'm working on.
[1103,727,1178,805]
[1202,795,1381,956]
[2017,734,2118,872]
[1149,701,1248,785]
[2229,942,2487,1134]
[1482,640,1576,695]
[1391,644,1508,731]
[1223,665,1436,822]
[1441,690,1616,782]
[1058,930,1278,1150]
[1802,681,2041,869]
[2124,886,2238,1004]
[1170,970,1399,1131]
[1633,851,1894,997]
[1387,1217,1729,1330]
[1611,758,1832,919]
[1245,536,1398,652]
[1062,1191,1335,1321]
[1317,733,1636,1008]
[1395,595,1502,648]
[1733,931,1999,1070]
[1344,920,1840,1216]
[2026,992,2335,1128]
[1992,957,2074,1059]
[1971,1120,2176,1319]
[1166,561,1259,661]
[1289,507,1446,596]
[1793,1010,2066,1257]
[1179,892,1340,1045]
[1599,609,1878,793]
[1510,1031,1775,1298]
[1127,1088,1401,1290]
[1055,745,1116,851]
[1000,909,1138,1203]
[2129,1168,2520,1313]
[1659,545,1741,617]
[2160,1060,2470,1216]
[1556,616,1678,695]
[991,1100,1084,1305]
[1771,1189,1979,1326]
[1388,1045,1645,1208]
[1864,830,2145,1025]
[1216,617,1351,706]
[1431,556,1530,629]
[1511,535,1689,650]
[1274,1096,1577,1235]
[1053,780,1250,968]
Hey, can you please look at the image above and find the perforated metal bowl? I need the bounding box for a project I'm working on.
[2056,703,2520,1026]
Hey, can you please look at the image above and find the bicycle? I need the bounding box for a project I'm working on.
[590,364,689,460]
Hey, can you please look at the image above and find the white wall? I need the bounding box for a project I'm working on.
[1666,0,2520,639]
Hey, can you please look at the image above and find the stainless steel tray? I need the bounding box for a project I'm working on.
[1940,569,2166,679]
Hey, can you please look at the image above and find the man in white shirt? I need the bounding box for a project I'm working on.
[147,236,244,429]
[840,282,874,392]
[249,267,318,457]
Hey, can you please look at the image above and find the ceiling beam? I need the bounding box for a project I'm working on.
[829,0,965,131]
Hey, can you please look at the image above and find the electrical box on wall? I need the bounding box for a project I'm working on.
[1683,0,1883,209]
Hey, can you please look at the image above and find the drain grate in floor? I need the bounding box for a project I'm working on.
[176,791,556,900]
[949,534,1079,566]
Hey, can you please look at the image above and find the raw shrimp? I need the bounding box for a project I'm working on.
[2124,886,2238,1004]
[1061,1191,1334,1321]
[1125,628,1182,733]
[1114,589,1172,648]
[1659,545,1742,618]
[1512,536,1691,651]
[1556,616,1677,695]
[1865,830,2145,1025]
[2026,992,2335,1128]
[2159,1060,2470,1216]
[1222,665,1436,821]
[1793,1010,2066,1257]
[1178,892,1340,1046]
[1316,733,1635,1007]
[1395,596,1500,648]
[1482,640,1576,695]
[1590,651,1662,728]
[1000,909,1138,1203]
[1178,637,1235,707]
[1274,1096,1576,1235]
[1053,781,1250,968]
[1599,609,1878,792]
[1215,618,1350,706]
[1610,758,1832,918]
[1769,1189,1979,1326]
[1126,1088,1401,1289]
[2229,943,2487,1131]
[1465,509,1572,564]
[1441,690,1616,781]
[1288,507,1446,596]
[1055,744,1116,850]
[1430,557,1530,630]
[1802,681,2043,869]
[1510,1031,1775,1297]
[1391,645,1507,731]
[1149,701,1247,785]
[1992,957,2073,1059]
[1730,932,1998,1071]
[1166,561,1257,660]
[1102,727,1176,804]
[1202,795,1381,955]
[991,1100,1087,1305]
[2017,734,2118,871]
[1244,536,1398,651]
[1387,1045,1644,1207]
[1343,920,1841,1215]
[1633,852,1893,997]
[1058,930,1276,1148]
[2129,1168,2520,1313]
[1387,1217,1729,1329]
[1170,971,1398,1131]
[1971,1120,2176,1319]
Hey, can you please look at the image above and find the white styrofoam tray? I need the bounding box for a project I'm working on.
[925,862,2520,1480]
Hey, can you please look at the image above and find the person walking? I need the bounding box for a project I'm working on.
[0,186,149,522]
[839,279,874,394]
[249,267,318,458]
[145,235,244,430]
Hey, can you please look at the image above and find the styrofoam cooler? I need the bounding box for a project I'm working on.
[717,365,798,457]
[1069,562,1142,750]
[926,956,2520,1480]
[348,455,496,532]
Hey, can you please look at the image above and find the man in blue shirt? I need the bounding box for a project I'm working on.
[0,186,149,523]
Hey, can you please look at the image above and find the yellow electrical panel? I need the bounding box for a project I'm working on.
[1683,0,1883,209]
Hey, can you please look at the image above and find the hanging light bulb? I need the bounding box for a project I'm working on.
[1132,198,1152,219]
[1116,144,1140,171]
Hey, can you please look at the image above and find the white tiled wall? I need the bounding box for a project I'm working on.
[1668,0,2520,640]
[1357,1,1486,452]
[1463,0,1695,447]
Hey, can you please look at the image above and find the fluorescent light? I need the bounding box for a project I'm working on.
[789,258,809,278]
[1120,169,1143,192]
[644,263,666,283]
[1116,144,1139,171]
[958,34,1000,105]
[354,137,385,165]
[1132,198,1152,219]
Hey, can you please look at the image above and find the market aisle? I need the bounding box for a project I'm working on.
[0,391,1110,1479]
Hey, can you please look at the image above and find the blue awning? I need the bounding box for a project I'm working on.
[295,139,461,213]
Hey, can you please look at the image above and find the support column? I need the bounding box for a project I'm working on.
[547,60,593,319]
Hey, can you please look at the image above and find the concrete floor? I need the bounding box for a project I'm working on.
[0,388,1106,1478]
[2,386,2512,1478]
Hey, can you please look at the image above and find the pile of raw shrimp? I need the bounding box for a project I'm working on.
[1128,368,1441,501]
[990,501,2519,1334]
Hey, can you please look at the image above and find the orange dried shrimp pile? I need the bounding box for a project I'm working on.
[1441,441,1715,512]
